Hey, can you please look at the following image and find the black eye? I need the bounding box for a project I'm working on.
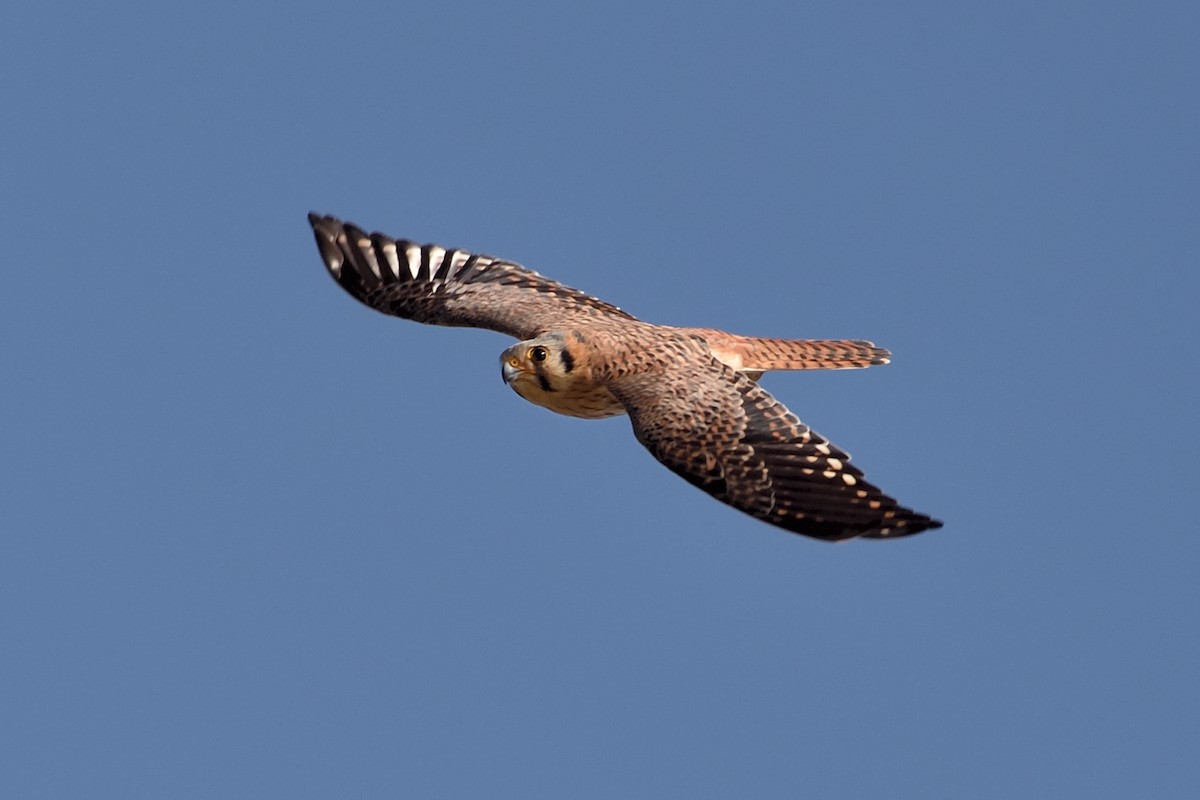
[530,346,548,363]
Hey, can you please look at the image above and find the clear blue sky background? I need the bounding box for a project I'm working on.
[3,2,1197,797]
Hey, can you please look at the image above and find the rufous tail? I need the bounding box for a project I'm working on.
[685,328,891,373]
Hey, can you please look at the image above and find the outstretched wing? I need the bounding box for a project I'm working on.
[610,356,942,541]
[309,213,636,340]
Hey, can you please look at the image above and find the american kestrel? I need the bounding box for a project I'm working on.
[310,213,942,541]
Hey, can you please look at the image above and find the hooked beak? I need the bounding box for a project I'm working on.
[501,360,522,385]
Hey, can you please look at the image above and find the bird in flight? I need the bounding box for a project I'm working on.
[309,213,942,541]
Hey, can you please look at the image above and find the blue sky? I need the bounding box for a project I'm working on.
[2,1,1197,797]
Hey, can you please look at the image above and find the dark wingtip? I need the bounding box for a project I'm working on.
[308,211,343,235]
[307,212,348,280]
[860,512,944,540]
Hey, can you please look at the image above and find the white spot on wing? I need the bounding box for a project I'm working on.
[356,237,382,280]
[380,241,400,278]
[403,243,421,279]
[447,250,470,276]
[427,246,446,277]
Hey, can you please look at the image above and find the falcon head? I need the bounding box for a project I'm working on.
[498,333,625,419]
[500,334,577,397]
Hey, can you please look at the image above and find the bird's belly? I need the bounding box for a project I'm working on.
[513,383,627,419]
